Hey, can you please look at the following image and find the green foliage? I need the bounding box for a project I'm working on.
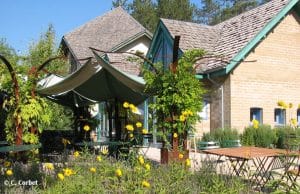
[273,126,300,149]
[241,124,277,148]
[1,152,253,193]
[143,49,206,146]
[201,127,240,146]
[116,0,197,32]
[0,25,73,144]
[196,0,270,25]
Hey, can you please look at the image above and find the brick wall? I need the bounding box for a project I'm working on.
[229,12,300,132]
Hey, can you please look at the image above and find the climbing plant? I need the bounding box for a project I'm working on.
[142,49,206,149]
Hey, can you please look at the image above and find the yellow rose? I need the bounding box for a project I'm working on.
[291,118,297,127]
[173,133,178,138]
[185,159,191,167]
[252,119,259,129]
[6,169,13,176]
[136,122,142,128]
[90,167,96,173]
[83,124,90,132]
[144,163,151,171]
[45,163,54,170]
[63,168,75,176]
[142,129,148,134]
[289,103,293,109]
[142,180,151,188]
[57,173,64,181]
[115,169,122,177]
[138,156,144,165]
[125,124,134,131]
[123,102,130,108]
[96,156,102,162]
[178,153,184,159]
[74,151,80,158]
[179,115,186,122]
[129,133,134,138]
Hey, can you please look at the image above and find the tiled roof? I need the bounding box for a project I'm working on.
[161,0,291,73]
[106,53,141,76]
[64,7,148,62]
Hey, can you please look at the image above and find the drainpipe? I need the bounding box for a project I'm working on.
[207,74,224,129]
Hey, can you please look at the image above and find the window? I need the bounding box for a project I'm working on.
[274,108,286,125]
[297,109,300,126]
[250,108,263,123]
[199,101,209,120]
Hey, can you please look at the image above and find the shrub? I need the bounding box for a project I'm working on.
[274,126,300,149]
[201,128,240,147]
[241,125,277,148]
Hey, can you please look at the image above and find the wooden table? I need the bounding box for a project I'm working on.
[202,147,298,188]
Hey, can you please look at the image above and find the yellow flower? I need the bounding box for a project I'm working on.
[187,110,193,116]
[125,124,134,131]
[83,124,90,132]
[96,156,102,162]
[129,104,135,110]
[142,129,148,134]
[123,102,130,108]
[129,133,134,138]
[57,173,64,181]
[291,118,297,127]
[74,151,80,158]
[179,115,186,122]
[63,168,75,176]
[142,180,151,188]
[62,138,71,146]
[178,153,184,159]
[138,155,144,165]
[115,168,122,177]
[136,122,142,128]
[101,147,109,155]
[45,163,54,170]
[185,159,191,167]
[90,167,96,173]
[144,163,151,171]
[173,133,178,138]
[252,119,259,129]
[289,103,293,109]
[6,169,13,176]
[4,161,11,167]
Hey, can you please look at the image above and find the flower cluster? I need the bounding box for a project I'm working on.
[179,110,193,122]
[123,102,138,113]
[252,119,259,129]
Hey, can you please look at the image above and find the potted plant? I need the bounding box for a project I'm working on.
[143,49,206,164]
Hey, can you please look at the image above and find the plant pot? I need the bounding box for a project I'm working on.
[160,148,189,164]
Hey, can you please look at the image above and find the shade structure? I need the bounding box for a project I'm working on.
[37,50,147,106]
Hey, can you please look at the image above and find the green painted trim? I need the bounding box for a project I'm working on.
[195,74,204,79]
[146,19,184,61]
[226,0,299,74]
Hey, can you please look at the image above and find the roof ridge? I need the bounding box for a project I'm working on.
[161,18,213,28]
[213,0,289,27]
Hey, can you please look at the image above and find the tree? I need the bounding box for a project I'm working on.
[157,0,196,22]
[0,25,73,145]
[112,0,129,8]
[128,0,158,32]
[113,0,197,32]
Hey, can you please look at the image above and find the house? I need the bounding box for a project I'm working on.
[39,7,152,141]
[147,0,300,135]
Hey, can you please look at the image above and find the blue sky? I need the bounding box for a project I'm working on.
[0,0,200,54]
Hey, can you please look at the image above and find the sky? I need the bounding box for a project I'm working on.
[0,0,201,55]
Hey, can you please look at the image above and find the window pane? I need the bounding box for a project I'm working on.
[274,108,286,125]
[250,108,263,123]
